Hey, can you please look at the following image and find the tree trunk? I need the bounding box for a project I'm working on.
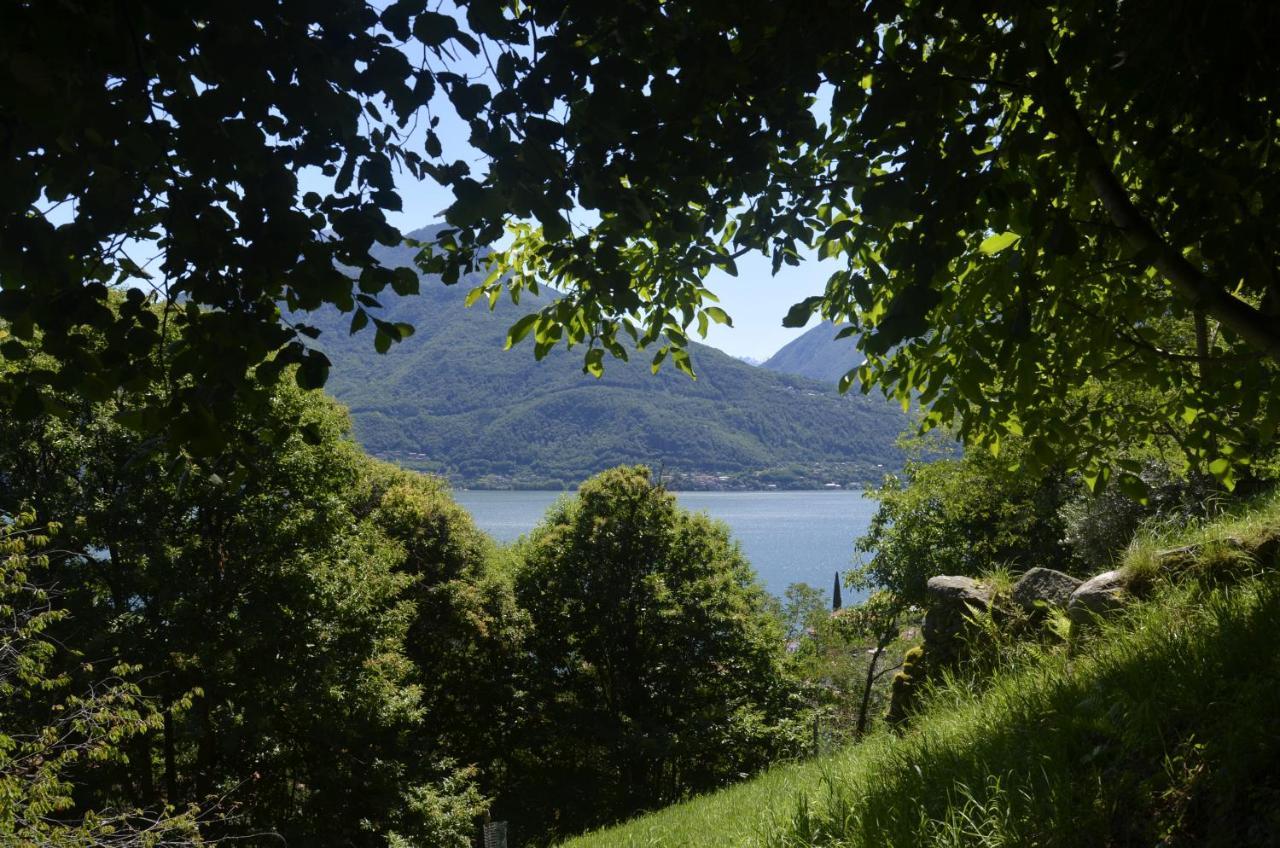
[855,641,888,738]
[135,730,156,805]
[1029,37,1280,363]
[162,701,177,801]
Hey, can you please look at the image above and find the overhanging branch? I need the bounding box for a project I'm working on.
[1031,42,1280,363]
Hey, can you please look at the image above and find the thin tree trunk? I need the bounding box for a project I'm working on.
[1195,309,1218,473]
[196,693,215,799]
[135,730,156,804]
[855,641,887,738]
[163,700,177,801]
[1195,309,1212,387]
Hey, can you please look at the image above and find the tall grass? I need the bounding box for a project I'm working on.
[562,494,1280,847]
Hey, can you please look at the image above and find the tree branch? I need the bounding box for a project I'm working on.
[1030,41,1280,363]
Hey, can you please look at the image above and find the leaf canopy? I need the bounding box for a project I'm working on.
[6,1,1280,484]
[418,0,1280,486]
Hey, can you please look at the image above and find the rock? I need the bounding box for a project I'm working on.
[1156,534,1277,575]
[922,576,992,653]
[1154,544,1201,575]
[1247,529,1280,567]
[1011,567,1081,615]
[1067,570,1128,627]
[925,575,993,606]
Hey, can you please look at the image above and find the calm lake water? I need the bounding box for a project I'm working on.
[453,490,877,601]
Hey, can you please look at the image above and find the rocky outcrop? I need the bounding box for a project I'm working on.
[886,646,925,726]
[1012,567,1081,616]
[922,576,992,664]
[886,577,992,728]
[1154,531,1280,577]
[1067,570,1128,628]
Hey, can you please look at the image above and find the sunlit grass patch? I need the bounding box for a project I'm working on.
[561,492,1280,847]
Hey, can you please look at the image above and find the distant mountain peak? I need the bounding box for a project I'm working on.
[304,234,903,489]
[761,321,862,386]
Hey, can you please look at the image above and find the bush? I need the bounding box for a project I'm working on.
[1061,464,1225,570]
[854,436,1072,604]
[0,511,202,844]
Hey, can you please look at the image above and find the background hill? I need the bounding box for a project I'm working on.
[762,320,862,386]
[300,228,907,489]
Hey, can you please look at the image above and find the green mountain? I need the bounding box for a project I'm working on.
[301,229,906,489]
[762,320,862,386]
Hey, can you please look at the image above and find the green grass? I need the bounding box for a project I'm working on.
[562,492,1280,847]
[559,757,839,848]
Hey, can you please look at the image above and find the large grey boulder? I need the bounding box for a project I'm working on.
[922,576,992,656]
[925,575,993,606]
[1012,567,1081,615]
[1067,570,1128,627]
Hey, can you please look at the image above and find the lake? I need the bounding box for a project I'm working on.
[453,490,878,602]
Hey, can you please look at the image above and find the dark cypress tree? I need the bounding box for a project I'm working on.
[833,572,843,611]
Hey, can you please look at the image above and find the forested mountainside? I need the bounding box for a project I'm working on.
[301,229,907,489]
[762,320,862,386]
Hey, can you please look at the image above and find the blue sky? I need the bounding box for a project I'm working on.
[353,20,836,363]
[372,149,834,362]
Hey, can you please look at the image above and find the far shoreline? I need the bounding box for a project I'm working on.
[452,485,873,493]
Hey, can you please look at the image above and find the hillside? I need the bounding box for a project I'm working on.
[762,321,862,386]
[561,494,1280,847]
[300,229,908,489]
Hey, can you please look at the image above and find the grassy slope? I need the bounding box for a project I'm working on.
[564,494,1280,847]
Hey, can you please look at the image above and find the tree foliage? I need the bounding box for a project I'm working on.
[0,0,480,455]
[511,466,802,838]
[417,0,1280,487]
[854,436,1071,604]
[360,462,529,805]
[0,511,203,844]
[0,361,494,844]
[9,3,1275,483]
[4,341,823,843]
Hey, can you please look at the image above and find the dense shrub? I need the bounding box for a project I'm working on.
[854,436,1072,603]
[0,512,203,844]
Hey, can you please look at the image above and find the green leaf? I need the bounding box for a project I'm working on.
[413,11,460,45]
[704,306,732,326]
[505,314,538,350]
[1082,464,1112,494]
[584,348,604,378]
[671,348,696,379]
[1116,472,1149,504]
[349,308,369,335]
[979,232,1021,254]
[650,347,668,374]
[295,350,330,390]
[782,296,824,328]
[823,219,854,242]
